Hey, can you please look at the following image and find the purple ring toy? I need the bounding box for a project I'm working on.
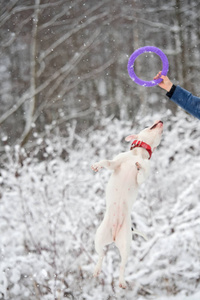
[127,46,169,87]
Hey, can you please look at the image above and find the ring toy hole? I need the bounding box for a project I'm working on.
[127,46,169,87]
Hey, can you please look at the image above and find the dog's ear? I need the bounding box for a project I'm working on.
[125,134,138,142]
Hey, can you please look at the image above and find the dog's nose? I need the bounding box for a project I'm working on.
[155,120,163,124]
[150,120,163,130]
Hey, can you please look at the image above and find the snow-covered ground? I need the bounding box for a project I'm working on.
[157,291,200,300]
[0,109,200,299]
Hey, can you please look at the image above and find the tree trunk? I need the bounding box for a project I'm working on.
[20,0,40,146]
[175,0,186,87]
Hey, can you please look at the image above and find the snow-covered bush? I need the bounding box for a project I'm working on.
[0,109,200,299]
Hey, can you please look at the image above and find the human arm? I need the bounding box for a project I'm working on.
[154,72,200,120]
[167,85,200,119]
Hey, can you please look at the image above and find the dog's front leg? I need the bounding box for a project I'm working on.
[91,159,120,172]
[135,161,150,185]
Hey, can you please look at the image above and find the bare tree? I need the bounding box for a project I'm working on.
[1,0,200,149]
[0,0,115,147]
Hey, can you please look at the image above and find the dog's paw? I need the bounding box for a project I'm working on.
[91,163,102,172]
[119,281,127,289]
[135,162,141,171]
[93,268,101,277]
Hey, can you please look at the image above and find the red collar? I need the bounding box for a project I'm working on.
[130,140,152,160]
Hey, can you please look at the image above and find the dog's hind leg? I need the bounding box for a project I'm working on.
[93,252,104,277]
[115,219,132,288]
[93,218,112,277]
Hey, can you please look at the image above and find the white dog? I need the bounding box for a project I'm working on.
[91,120,163,288]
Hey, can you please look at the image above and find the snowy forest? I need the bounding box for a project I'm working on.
[0,0,200,299]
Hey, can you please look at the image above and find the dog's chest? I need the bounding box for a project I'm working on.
[106,159,138,201]
[114,159,138,184]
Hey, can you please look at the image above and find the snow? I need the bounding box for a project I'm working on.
[157,291,200,300]
[98,79,107,96]
[0,109,200,299]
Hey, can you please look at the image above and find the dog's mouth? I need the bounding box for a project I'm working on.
[150,121,163,130]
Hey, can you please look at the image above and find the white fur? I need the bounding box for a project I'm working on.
[91,120,163,288]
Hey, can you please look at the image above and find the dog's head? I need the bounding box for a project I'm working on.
[125,120,163,149]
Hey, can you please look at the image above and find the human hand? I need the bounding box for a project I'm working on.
[154,71,173,92]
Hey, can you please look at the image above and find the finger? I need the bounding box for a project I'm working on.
[154,71,162,80]
[160,75,166,80]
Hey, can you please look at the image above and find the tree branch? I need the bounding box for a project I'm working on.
[45,29,103,99]
[0,0,66,26]
[38,12,108,64]
[33,57,115,124]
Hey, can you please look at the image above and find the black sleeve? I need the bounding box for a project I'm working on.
[166,84,177,98]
